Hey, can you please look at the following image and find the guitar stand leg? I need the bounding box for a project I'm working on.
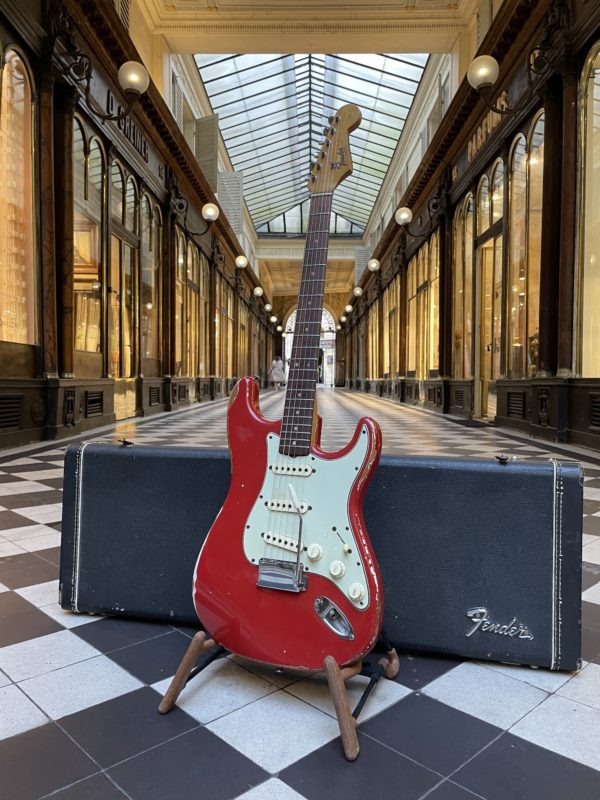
[323,635,399,762]
[158,631,224,714]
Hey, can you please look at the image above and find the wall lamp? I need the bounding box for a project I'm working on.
[235,255,248,269]
[264,303,273,312]
[344,305,353,314]
[50,6,149,122]
[467,46,552,117]
[253,287,264,297]
[367,259,380,272]
[173,189,220,238]
[353,287,363,297]
[394,195,440,241]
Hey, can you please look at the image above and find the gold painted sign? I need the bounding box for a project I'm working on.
[467,91,508,163]
[106,91,149,162]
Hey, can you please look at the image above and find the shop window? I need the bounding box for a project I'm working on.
[111,162,124,223]
[527,112,544,376]
[141,196,161,361]
[452,205,464,377]
[367,301,379,380]
[452,195,474,379]
[73,124,103,354]
[174,230,186,376]
[199,252,210,377]
[429,231,440,373]
[407,256,417,375]
[491,159,504,223]
[383,275,400,378]
[0,49,36,346]
[186,242,199,377]
[506,117,543,380]
[477,175,490,235]
[125,177,138,234]
[406,233,440,381]
[580,45,600,376]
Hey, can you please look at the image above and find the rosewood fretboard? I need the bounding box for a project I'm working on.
[279,192,333,457]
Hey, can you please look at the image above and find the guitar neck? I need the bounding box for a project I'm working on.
[279,192,333,457]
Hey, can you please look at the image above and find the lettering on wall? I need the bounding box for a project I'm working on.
[466,91,508,163]
[106,91,149,162]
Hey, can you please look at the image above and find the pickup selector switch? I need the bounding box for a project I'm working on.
[348,582,366,603]
[307,543,323,562]
[329,560,345,579]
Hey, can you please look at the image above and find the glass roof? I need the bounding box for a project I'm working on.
[194,53,428,236]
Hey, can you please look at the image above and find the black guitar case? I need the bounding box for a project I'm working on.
[59,442,583,670]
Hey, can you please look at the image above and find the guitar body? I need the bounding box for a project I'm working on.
[193,376,383,669]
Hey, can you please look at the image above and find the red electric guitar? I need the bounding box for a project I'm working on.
[193,104,383,670]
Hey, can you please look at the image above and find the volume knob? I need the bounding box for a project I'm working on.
[329,560,345,579]
[307,543,323,562]
[348,582,366,603]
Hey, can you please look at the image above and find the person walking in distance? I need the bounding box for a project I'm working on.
[269,356,286,390]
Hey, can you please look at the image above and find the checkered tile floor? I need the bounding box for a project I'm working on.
[1,387,600,800]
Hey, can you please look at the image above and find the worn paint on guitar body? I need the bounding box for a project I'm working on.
[193,376,383,670]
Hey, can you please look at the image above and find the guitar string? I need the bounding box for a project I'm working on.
[270,192,332,568]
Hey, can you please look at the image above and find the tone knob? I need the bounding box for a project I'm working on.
[348,582,366,603]
[307,543,323,562]
[329,560,345,579]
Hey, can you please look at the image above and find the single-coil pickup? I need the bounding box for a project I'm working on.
[266,499,309,514]
[261,531,299,553]
[270,463,312,476]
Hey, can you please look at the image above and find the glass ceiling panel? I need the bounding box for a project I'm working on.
[194,51,428,235]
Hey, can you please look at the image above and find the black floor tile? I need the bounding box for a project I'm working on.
[73,616,174,654]
[395,652,463,690]
[281,732,440,800]
[424,781,484,800]
[360,693,501,776]
[31,489,64,503]
[581,627,600,664]
[0,723,97,800]
[0,509,42,529]
[583,516,600,535]
[37,478,64,489]
[582,562,600,592]
[584,501,600,515]
[107,727,267,800]
[454,733,600,800]
[0,474,27,484]
[0,493,46,509]
[60,687,199,768]
[0,592,62,647]
[35,546,62,566]
[41,773,128,799]
[583,601,600,633]
[106,630,195,684]
[0,551,59,588]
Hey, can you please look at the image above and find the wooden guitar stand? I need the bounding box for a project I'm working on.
[159,630,399,762]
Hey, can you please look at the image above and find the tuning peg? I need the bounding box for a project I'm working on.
[323,126,329,135]
[310,174,317,182]
[310,161,316,169]
[319,151,326,159]
[328,115,334,123]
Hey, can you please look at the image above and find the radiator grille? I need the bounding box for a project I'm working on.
[427,387,436,403]
[591,395,600,428]
[507,391,525,419]
[149,386,160,406]
[454,389,464,408]
[0,395,23,429]
[178,383,187,401]
[85,391,103,417]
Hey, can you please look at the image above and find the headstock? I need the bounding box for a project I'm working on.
[307,104,362,194]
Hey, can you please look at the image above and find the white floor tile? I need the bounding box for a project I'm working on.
[556,663,600,711]
[0,669,10,688]
[16,580,59,608]
[0,458,42,466]
[583,533,598,547]
[422,662,548,729]
[0,540,26,557]
[582,539,600,565]
[0,582,9,593]
[18,655,142,719]
[0,684,49,740]
[0,629,100,682]
[229,655,315,688]
[0,523,57,542]
[285,670,411,723]
[15,531,62,552]
[583,487,600,501]
[152,658,278,724]
[207,690,340,773]
[38,604,103,628]
[475,661,575,692]
[0,481,54,495]
[236,779,308,800]
[510,695,600,771]
[13,504,63,524]
[582,581,600,604]
[12,469,63,481]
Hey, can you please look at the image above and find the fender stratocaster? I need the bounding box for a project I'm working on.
[193,104,383,669]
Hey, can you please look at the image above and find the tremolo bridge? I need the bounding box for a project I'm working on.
[257,558,308,593]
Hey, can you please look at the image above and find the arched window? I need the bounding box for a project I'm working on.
[463,194,474,379]
[508,134,528,377]
[111,163,124,223]
[527,112,544,376]
[452,204,464,377]
[141,196,161,362]
[73,121,103,354]
[491,159,504,224]
[0,49,35,346]
[174,230,186,376]
[125,177,138,234]
[477,174,490,235]
[580,44,600,376]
